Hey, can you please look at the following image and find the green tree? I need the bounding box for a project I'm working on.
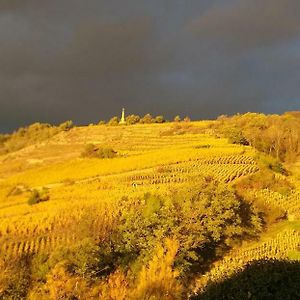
[224,127,249,145]
[140,114,153,124]
[154,115,165,123]
[126,114,140,125]
[28,189,49,205]
[81,144,117,159]
[115,180,262,271]
[108,116,119,126]
[174,115,181,122]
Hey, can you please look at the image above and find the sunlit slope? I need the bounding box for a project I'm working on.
[0,122,259,258]
[0,122,211,179]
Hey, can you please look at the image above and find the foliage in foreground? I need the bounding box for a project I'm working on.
[99,239,182,300]
[192,259,300,300]
[115,180,262,271]
[0,179,263,299]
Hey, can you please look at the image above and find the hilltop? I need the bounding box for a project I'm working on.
[0,113,300,299]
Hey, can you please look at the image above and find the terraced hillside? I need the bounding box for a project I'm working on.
[0,123,253,255]
[0,121,299,299]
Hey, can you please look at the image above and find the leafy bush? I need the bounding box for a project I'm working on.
[174,115,181,122]
[28,189,49,205]
[1,121,75,153]
[215,112,300,161]
[270,162,286,174]
[108,116,119,126]
[140,114,153,124]
[223,127,249,145]
[37,262,95,300]
[154,115,165,123]
[0,257,31,299]
[235,170,294,195]
[114,180,262,271]
[131,239,183,300]
[126,114,140,125]
[99,239,183,300]
[81,144,117,159]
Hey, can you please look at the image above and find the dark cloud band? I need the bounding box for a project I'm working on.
[0,0,299,132]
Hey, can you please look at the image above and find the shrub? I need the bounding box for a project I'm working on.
[81,144,96,157]
[99,269,129,300]
[108,116,119,126]
[97,147,117,159]
[140,114,153,124]
[0,257,31,299]
[115,181,262,271]
[126,114,140,125]
[2,121,75,153]
[81,144,117,159]
[46,238,102,279]
[215,112,300,162]
[223,127,249,145]
[38,262,96,300]
[174,115,181,122]
[269,161,287,175]
[154,115,165,123]
[235,170,294,194]
[132,239,183,300]
[28,189,49,205]
[99,240,183,300]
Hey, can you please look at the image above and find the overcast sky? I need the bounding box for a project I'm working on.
[0,0,300,132]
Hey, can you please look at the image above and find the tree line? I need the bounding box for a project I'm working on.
[215,111,300,162]
[0,120,73,154]
[103,114,190,126]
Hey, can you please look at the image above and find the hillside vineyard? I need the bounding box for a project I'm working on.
[0,119,300,299]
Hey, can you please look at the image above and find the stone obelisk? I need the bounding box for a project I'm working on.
[119,108,126,125]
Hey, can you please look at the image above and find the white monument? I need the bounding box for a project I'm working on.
[119,108,126,125]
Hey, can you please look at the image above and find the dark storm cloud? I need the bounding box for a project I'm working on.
[58,19,160,75]
[0,0,36,11]
[189,0,300,51]
[0,0,299,132]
